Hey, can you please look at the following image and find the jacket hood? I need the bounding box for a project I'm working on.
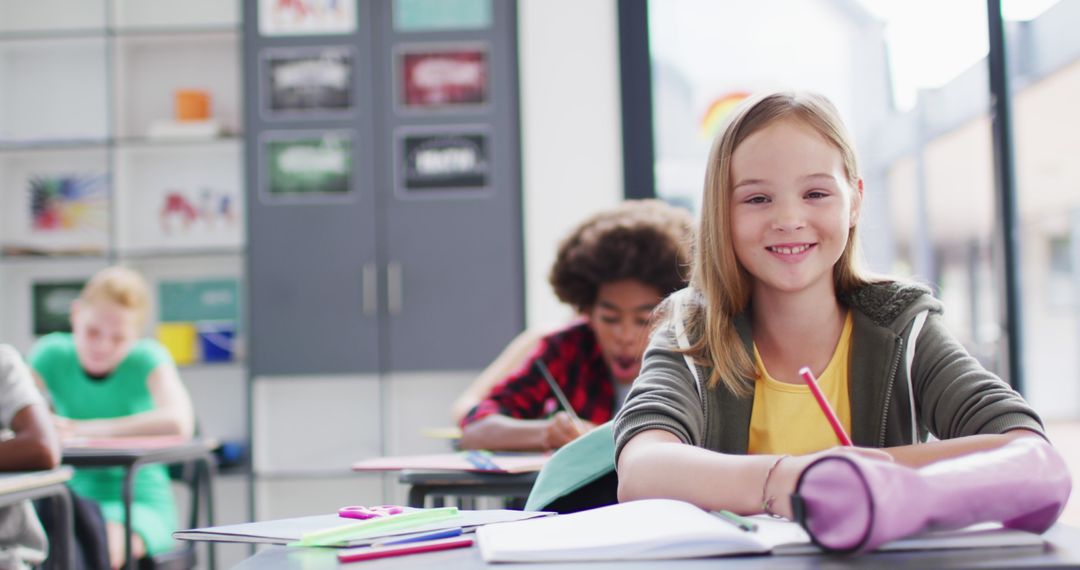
[841,280,942,332]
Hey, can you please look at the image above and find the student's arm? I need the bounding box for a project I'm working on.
[460,411,594,451]
[52,364,195,439]
[617,429,890,518]
[0,403,61,470]
[883,428,1045,467]
[451,328,546,423]
[895,313,1052,467]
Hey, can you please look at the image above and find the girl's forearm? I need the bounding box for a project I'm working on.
[884,429,1042,468]
[70,408,193,438]
[617,431,780,515]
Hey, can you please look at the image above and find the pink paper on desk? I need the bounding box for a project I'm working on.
[352,453,550,474]
[63,436,193,450]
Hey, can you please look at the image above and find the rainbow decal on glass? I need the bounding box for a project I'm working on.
[698,92,750,140]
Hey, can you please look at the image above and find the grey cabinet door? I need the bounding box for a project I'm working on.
[376,0,523,371]
[248,199,381,375]
[245,0,382,375]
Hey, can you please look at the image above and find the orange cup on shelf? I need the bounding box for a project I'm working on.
[175,89,211,121]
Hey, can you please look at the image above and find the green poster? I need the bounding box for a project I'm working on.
[32,281,84,336]
[394,0,491,31]
[159,279,240,323]
[266,135,352,197]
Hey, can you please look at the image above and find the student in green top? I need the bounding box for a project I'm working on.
[30,266,194,569]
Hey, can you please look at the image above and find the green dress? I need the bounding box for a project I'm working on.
[30,333,178,556]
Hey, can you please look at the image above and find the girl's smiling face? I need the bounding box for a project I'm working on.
[729,117,862,298]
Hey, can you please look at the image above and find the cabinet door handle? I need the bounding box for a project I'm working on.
[362,263,377,316]
[387,262,403,315]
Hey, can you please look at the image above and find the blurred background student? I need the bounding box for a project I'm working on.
[456,200,694,451]
[29,266,194,569]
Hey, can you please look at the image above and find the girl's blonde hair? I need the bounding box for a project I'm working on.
[78,266,150,327]
[683,90,873,396]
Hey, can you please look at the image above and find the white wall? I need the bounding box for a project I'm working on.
[518,0,624,329]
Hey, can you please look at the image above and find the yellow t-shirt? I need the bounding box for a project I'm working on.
[747,312,853,456]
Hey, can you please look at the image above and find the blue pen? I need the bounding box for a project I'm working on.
[373,527,463,546]
[464,450,500,471]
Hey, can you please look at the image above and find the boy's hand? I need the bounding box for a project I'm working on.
[541,412,596,450]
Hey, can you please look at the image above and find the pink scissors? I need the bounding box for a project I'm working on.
[338,505,404,520]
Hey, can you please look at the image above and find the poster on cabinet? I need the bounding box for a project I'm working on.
[396,127,490,198]
[262,46,354,118]
[258,0,357,36]
[397,44,489,112]
[260,131,354,203]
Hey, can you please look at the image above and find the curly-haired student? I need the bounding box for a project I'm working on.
[456,199,695,451]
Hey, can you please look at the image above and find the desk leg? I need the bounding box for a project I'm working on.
[202,453,218,570]
[407,485,427,508]
[53,486,75,570]
[122,466,135,570]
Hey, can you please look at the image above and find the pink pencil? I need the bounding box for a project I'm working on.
[799,366,853,447]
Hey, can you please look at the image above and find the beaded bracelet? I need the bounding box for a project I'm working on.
[760,454,791,518]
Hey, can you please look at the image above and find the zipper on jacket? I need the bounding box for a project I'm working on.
[877,337,904,447]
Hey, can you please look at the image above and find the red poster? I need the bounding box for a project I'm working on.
[401,48,488,108]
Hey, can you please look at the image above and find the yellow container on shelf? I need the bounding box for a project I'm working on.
[156,322,197,366]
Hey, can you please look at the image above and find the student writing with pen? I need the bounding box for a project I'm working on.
[457,200,694,451]
[614,91,1066,520]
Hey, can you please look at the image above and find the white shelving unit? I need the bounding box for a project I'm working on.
[0,3,249,566]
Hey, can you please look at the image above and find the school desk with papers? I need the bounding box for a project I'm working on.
[476,499,1047,562]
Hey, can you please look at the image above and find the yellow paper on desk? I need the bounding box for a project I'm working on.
[296,508,459,547]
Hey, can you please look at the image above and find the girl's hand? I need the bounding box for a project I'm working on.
[541,412,596,450]
[51,414,77,440]
[766,446,893,519]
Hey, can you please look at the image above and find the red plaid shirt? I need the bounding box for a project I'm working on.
[460,321,616,427]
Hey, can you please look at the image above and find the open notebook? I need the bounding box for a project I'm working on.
[476,499,1045,562]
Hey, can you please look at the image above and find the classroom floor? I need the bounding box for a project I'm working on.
[1046,420,1080,527]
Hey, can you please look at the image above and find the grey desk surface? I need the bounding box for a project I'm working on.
[234,523,1080,569]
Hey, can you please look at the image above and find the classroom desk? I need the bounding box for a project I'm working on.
[400,470,538,508]
[63,438,218,570]
[0,467,75,569]
[233,523,1080,569]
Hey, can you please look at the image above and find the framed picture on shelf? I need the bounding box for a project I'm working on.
[113,142,244,254]
[261,46,354,118]
[0,151,109,256]
[260,131,354,203]
[258,0,357,36]
[31,281,84,336]
[396,44,489,112]
[395,126,491,198]
[393,0,491,32]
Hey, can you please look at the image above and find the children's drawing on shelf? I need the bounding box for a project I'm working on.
[159,187,237,235]
[29,173,107,234]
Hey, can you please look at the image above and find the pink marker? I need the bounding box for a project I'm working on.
[799,366,853,447]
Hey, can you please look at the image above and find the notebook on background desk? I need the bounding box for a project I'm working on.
[352,452,549,474]
[174,508,550,547]
[476,499,1045,562]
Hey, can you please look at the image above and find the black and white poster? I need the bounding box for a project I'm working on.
[398,130,490,196]
[263,47,353,117]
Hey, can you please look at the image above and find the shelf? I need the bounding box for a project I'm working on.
[0,139,109,152]
[115,247,247,260]
[0,29,106,41]
[0,251,108,264]
[115,135,242,149]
